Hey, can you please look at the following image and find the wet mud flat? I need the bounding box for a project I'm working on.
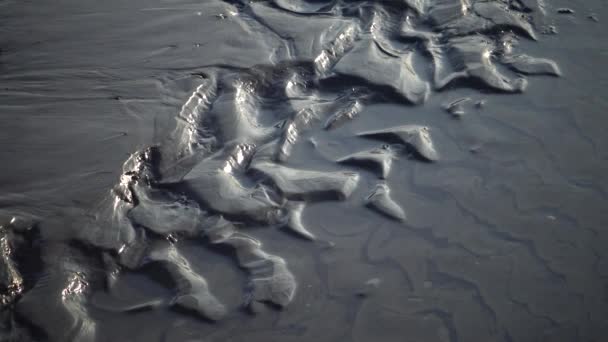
[1,0,608,341]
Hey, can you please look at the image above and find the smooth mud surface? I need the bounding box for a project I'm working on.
[1,0,608,341]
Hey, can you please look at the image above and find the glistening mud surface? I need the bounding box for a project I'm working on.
[1,0,608,341]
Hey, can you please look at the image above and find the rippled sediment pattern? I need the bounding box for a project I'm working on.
[1,0,607,341]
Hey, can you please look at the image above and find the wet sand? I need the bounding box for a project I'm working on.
[1,0,608,341]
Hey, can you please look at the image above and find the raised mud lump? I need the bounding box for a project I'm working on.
[251,161,360,201]
[365,183,406,221]
[358,125,439,162]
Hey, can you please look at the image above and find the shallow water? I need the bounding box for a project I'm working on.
[1,0,608,341]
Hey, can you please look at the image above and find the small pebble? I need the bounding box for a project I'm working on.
[356,278,382,297]
[542,25,558,35]
[443,97,471,118]
[469,145,482,154]
[557,8,575,15]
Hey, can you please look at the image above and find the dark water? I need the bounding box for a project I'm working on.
[1,0,607,341]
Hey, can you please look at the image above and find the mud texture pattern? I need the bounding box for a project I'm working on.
[1,0,607,341]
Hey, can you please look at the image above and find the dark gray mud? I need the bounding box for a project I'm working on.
[1,0,608,341]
